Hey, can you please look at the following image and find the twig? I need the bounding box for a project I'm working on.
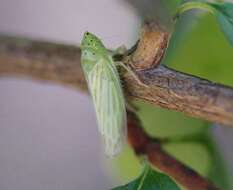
[0,35,233,126]
[0,35,223,189]
[127,110,220,190]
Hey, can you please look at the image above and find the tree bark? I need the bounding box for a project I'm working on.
[0,35,233,127]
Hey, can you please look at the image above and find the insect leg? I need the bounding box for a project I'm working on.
[115,61,147,87]
[125,101,138,113]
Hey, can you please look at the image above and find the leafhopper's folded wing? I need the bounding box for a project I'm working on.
[87,58,126,157]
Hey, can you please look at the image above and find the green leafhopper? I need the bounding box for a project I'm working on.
[80,32,126,157]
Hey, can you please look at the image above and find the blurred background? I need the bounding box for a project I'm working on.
[0,0,232,189]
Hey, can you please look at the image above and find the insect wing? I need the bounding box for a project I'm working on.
[87,58,126,157]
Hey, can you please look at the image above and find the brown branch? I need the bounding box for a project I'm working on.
[0,36,87,91]
[124,67,233,127]
[127,110,220,190]
[0,35,233,127]
[0,35,225,189]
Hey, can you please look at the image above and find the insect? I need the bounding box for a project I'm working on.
[80,32,127,157]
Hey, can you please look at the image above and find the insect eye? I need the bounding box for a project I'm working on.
[86,32,89,35]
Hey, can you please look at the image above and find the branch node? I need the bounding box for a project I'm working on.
[127,20,170,71]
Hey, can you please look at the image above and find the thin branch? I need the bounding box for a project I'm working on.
[0,35,233,126]
[0,36,221,190]
[127,110,220,190]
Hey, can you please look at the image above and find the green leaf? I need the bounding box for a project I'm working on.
[112,165,181,190]
[175,1,233,46]
[208,2,233,46]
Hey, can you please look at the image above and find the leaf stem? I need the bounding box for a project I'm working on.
[136,164,150,190]
[175,2,215,19]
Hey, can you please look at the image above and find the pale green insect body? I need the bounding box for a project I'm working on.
[81,32,126,157]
